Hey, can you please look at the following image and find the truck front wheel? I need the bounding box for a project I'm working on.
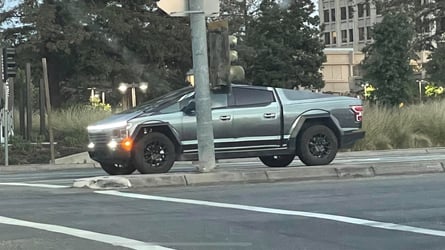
[297,125,338,166]
[259,155,295,168]
[134,132,176,174]
[100,163,136,175]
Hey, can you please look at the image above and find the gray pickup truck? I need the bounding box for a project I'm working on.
[87,85,365,175]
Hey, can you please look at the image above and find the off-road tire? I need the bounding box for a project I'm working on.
[297,125,338,166]
[134,132,176,174]
[100,163,136,175]
[259,155,295,168]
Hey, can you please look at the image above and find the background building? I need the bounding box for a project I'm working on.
[318,0,435,94]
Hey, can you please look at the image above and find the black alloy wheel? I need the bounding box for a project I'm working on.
[297,125,338,166]
[134,132,176,174]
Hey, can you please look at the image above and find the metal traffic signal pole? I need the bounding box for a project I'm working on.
[189,0,216,172]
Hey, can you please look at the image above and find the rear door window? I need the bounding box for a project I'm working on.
[230,87,275,107]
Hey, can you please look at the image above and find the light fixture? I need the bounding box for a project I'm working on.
[186,69,194,87]
[139,82,148,92]
[118,83,128,93]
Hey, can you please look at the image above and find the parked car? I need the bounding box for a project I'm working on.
[87,85,365,175]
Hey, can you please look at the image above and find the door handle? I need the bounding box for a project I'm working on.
[219,115,231,121]
[264,113,276,119]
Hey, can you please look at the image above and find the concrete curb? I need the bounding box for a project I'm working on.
[3,147,445,173]
[72,161,445,189]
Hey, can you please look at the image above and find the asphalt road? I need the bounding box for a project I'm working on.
[1,173,445,249]
[1,148,445,186]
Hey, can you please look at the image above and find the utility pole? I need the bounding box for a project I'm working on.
[189,0,216,172]
[42,58,55,164]
[3,81,8,166]
[26,63,32,140]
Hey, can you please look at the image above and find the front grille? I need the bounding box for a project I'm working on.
[88,132,110,144]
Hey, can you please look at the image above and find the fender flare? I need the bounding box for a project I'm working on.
[131,121,182,153]
[287,111,342,151]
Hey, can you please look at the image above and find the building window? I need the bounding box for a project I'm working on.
[341,7,347,20]
[331,8,336,22]
[324,32,331,44]
[365,3,370,16]
[366,27,372,40]
[359,27,365,41]
[341,30,348,43]
[332,31,337,44]
[358,4,364,18]
[349,29,354,42]
[348,6,354,19]
[440,17,445,33]
[324,9,330,22]
[376,2,383,15]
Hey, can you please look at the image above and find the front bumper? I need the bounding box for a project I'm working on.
[88,146,132,165]
[340,130,365,148]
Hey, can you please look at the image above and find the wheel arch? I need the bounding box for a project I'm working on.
[288,112,342,151]
[132,122,182,157]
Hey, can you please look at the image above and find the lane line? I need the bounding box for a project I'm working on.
[96,190,445,238]
[0,182,69,189]
[0,215,174,250]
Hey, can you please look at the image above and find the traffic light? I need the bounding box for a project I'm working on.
[208,20,231,91]
[228,35,245,83]
[208,21,246,92]
[2,47,17,81]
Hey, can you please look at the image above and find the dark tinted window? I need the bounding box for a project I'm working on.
[211,93,228,109]
[341,30,347,43]
[348,6,354,19]
[231,88,275,106]
[324,32,331,44]
[341,7,347,20]
[281,89,329,100]
[324,9,330,22]
[358,4,364,18]
[359,27,365,41]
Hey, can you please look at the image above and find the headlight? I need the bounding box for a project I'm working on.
[107,140,119,150]
[87,121,128,131]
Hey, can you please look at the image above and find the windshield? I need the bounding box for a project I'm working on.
[119,86,194,114]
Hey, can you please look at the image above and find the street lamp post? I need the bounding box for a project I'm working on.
[118,82,149,108]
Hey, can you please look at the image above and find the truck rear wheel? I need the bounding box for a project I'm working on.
[134,132,176,174]
[297,125,338,166]
[259,155,295,168]
[100,163,136,175]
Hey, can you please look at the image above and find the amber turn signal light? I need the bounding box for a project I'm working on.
[121,137,133,152]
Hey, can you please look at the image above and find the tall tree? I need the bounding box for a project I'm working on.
[361,11,416,106]
[375,0,444,51]
[425,42,445,86]
[243,0,325,89]
[1,0,192,107]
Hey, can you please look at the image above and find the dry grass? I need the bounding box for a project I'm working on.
[352,99,445,150]
[13,100,445,153]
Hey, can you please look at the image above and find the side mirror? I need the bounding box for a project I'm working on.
[181,100,196,115]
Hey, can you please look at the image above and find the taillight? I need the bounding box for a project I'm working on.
[351,105,363,122]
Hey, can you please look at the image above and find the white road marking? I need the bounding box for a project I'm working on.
[97,190,445,238]
[0,182,69,189]
[0,215,174,250]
